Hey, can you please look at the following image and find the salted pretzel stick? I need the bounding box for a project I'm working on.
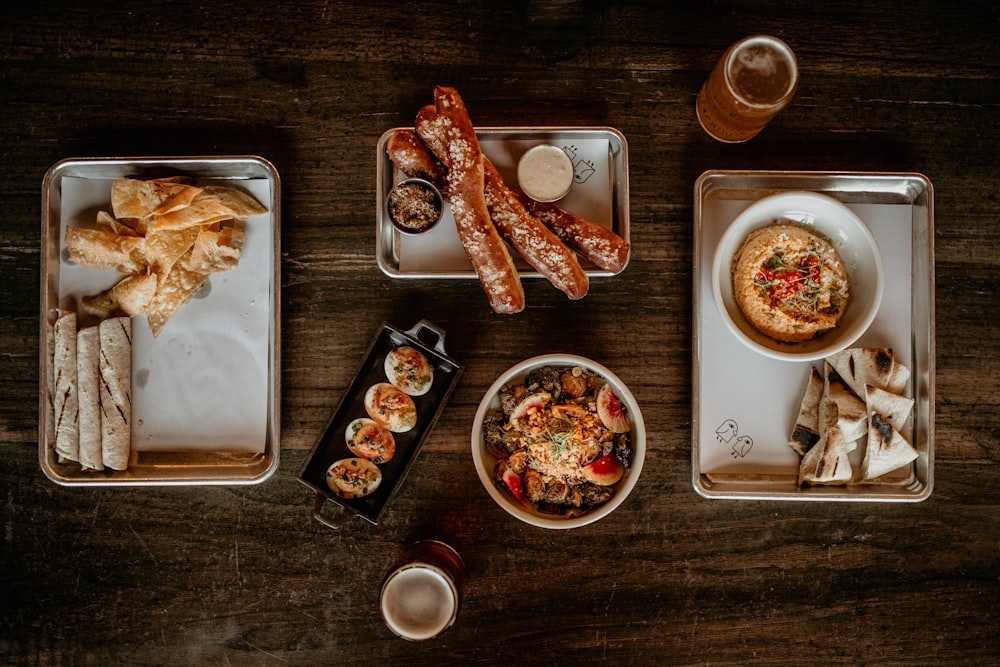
[482,158,589,300]
[514,193,631,275]
[414,87,525,314]
[386,130,449,195]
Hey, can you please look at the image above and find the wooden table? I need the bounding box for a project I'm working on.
[2,1,998,664]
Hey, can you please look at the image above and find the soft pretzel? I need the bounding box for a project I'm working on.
[385,130,449,195]
[514,193,631,275]
[415,88,525,314]
[482,158,588,299]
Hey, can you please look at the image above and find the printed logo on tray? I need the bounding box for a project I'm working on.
[715,419,754,459]
[561,145,596,184]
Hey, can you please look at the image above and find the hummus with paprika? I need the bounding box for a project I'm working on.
[732,224,850,343]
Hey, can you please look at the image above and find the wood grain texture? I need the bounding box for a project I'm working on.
[1,1,998,665]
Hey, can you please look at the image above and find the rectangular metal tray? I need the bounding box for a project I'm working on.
[375,126,630,278]
[692,170,935,501]
[39,156,281,486]
[299,320,463,527]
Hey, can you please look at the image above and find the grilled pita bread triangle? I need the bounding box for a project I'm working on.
[828,347,909,397]
[799,425,855,486]
[864,383,914,434]
[862,412,918,480]
[853,348,910,394]
[822,363,867,444]
[789,366,823,456]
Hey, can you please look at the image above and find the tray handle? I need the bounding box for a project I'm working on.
[405,319,448,356]
[312,494,359,530]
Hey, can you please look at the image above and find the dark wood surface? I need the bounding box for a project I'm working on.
[2,1,998,664]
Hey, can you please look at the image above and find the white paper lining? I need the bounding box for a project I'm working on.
[58,177,271,453]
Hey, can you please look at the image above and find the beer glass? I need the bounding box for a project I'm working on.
[696,35,798,143]
[379,540,465,641]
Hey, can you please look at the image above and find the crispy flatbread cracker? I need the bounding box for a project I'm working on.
[96,210,140,237]
[145,225,201,283]
[111,177,203,221]
[79,177,265,336]
[799,425,855,486]
[77,325,104,471]
[65,227,146,273]
[111,272,158,316]
[789,366,823,456]
[189,221,245,274]
[862,413,918,480]
[198,185,268,218]
[145,249,211,337]
[99,317,131,471]
[53,311,79,463]
[151,194,235,232]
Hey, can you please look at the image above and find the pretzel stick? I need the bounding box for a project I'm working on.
[414,87,525,314]
[514,193,631,275]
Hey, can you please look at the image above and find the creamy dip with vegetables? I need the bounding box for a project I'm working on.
[731,223,850,343]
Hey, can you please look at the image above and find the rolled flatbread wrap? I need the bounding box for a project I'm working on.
[53,311,79,463]
[77,325,104,471]
[99,317,131,470]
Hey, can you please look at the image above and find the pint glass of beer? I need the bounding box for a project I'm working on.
[696,35,798,143]
[379,540,465,641]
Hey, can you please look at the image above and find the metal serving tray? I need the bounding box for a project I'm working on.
[39,156,281,486]
[299,320,463,528]
[375,126,630,278]
[692,170,935,501]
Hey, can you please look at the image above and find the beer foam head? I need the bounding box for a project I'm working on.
[380,565,457,641]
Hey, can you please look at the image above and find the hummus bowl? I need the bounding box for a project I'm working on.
[471,354,645,529]
[711,191,884,362]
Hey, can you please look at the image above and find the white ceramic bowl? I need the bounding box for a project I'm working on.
[711,191,884,362]
[471,354,645,529]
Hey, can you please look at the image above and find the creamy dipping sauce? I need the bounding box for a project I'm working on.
[517,145,574,202]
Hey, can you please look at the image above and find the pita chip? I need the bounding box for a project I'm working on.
[111,177,202,221]
[65,227,146,274]
[99,317,132,471]
[145,249,211,337]
[76,325,104,471]
[789,366,823,456]
[110,272,158,316]
[188,220,245,274]
[197,185,267,218]
[53,311,79,463]
[862,413,918,480]
[144,224,201,282]
[151,193,235,232]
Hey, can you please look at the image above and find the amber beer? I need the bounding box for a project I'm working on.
[379,540,465,641]
[696,35,798,143]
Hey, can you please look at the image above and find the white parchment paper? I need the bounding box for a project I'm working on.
[58,177,272,453]
[397,137,611,273]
